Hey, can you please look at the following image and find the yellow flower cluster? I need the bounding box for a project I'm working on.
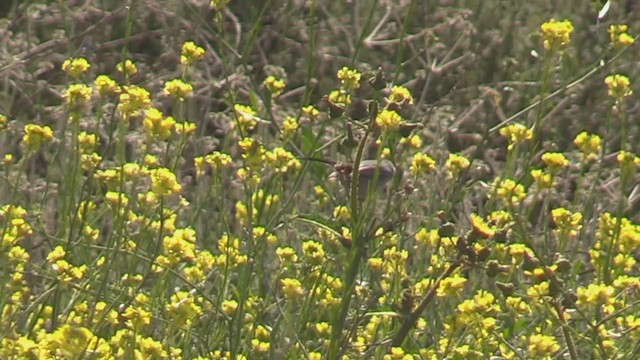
[445,153,470,178]
[491,177,526,206]
[262,75,286,97]
[530,169,554,189]
[609,24,634,47]
[149,167,182,196]
[118,85,151,116]
[143,107,175,141]
[376,108,402,132]
[499,123,532,151]
[195,151,233,177]
[265,147,301,173]
[337,66,361,90]
[156,227,197,270]
[22,123,53,151]
[528,333,560,358]
[0,113,7,131]
[551,207,582,237]
[541,152,568,170]
[540,18,574,50]
[0,205,32,247]
[210,0,229,11]
[163,79,193,100]
[94,75,120,97]
[217,234,247,268]
[62,57,91,78]
[281,277,305,299]
[180,41,205,65]
[117,59,138,76]
[604,74,632,99]
[387,85,414,107]
[282,115,299,138]
[573,131,601,160]
[234,104,259,132]
[437,273,467,297]
[302,104,320,121]
[410,152,436,175]
[333,205,350,222]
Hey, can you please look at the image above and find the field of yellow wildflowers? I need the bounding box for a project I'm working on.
[0,1,639,359]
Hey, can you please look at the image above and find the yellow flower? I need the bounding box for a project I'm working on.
[234,104,259,132]
[551,207,582,236]
[149,168,182,196]
[445,153,470,177]
[540,18,574,50]
[3,153,14,165]
[62,57,90,78]
[302,105,320,121]
[94,75,120,97]
[165,290,202,327]
[181,41,205,65]
[541,152,568,170]
[210,0,229,11]
[609,24,634,47]
[117,59,138,76]
[333,205,351,222]
[528,333,560,357]
[337,66,361,90]
[470,213,495,239]
[63,83,92,110]
[280,278,305,299]
[46,245,66,262]
[327,89,351,107]
[221,299,238,316]
[282,116,299,139]
[314,185,329,205]
[617,150,640,176]
[105,191,129,208]
[143,107,175,141]
[526,281,550,298]
[604,74,632,99]
[530,168,554,189]
[42,324,98,358]
[387,85,414,107]
[302,240,325,264]
[22,123,53,151]
[175,121,197,135]
[399,134,422,148]
[368,257,384,272]
[77,132,98,154]
[573,131,601,160]
[491,178,526,206]
[262,75,286,97]
[276,246,298,263]
[118,85,151,116]
[162,228,197,265]
[499,123,532,150]
[264,147,300,173]
[376,109,402,133]
[505,296,531,315]
[436,273,467,297]
[163,79,193,100]
[205,151,233,171]
[577,283,615,306]
[0,113,7,131]
[410,152,436,175]
[251,338,270,354]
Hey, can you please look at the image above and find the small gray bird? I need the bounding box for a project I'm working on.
[328,159,396,200]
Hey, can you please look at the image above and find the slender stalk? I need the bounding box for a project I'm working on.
[553,300,578,360]
[391,260,461,346]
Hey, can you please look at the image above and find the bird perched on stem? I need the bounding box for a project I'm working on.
[305,158,396,200]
